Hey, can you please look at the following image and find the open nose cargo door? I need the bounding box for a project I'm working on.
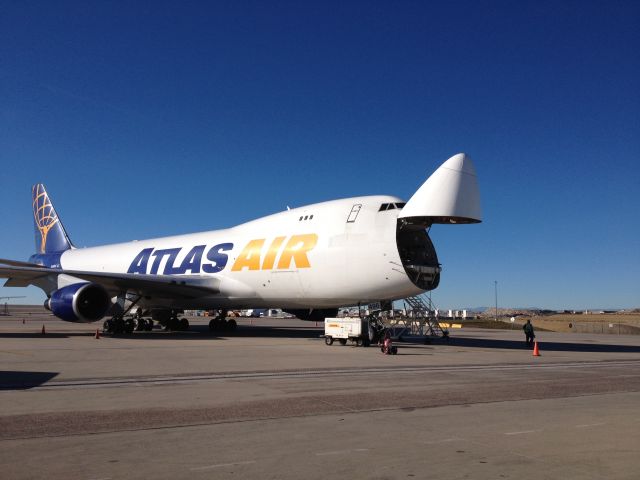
[399,153,482,226]
[396,153,482,291]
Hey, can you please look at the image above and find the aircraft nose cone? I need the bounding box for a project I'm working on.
[398,153,482,224]
[442,153,477,177]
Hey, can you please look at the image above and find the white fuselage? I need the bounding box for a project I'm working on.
[59,196,423,310]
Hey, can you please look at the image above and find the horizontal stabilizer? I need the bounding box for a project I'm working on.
[399,153,481,225]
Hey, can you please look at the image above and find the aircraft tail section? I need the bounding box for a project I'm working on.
[32,184,74,254]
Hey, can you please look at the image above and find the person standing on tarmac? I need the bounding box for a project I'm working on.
[523,319,535,347]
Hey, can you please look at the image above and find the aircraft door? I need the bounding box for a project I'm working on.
[346,204,362,223]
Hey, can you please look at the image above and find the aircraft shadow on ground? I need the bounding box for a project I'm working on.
[0,371,59,390]
[0,325,324,341]
[449,336,640,353]
[0,332,87,339]
[96,324,325,341]
[200,324,323,339]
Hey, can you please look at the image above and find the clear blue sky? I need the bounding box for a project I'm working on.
[1,1,638,310]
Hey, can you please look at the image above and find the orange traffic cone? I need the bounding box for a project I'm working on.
[41,324,46,335]
[532,341,540,357]
[95,328,101,339]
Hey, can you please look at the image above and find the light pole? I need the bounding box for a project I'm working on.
[494,280,498,322]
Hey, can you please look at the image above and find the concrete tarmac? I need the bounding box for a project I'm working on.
[1,313,639,479]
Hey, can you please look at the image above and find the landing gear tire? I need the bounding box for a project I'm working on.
[227,319,237,331]
[134,319,143,331]
[209,319,224,331]
[124,318,135,334]
[325,336,334,346]
[165,317,180,331]
[112,317,127,334]
[179,318,189,331]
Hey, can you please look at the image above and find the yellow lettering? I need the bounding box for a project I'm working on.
[261,236,286,270]
[231,239,265,271]
[276,234,318,269]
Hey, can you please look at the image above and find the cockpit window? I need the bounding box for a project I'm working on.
[379,203,402,212]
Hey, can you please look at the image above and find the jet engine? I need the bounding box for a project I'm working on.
[46,282,112,323]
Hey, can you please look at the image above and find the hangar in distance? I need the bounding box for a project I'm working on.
[0,153,481,331]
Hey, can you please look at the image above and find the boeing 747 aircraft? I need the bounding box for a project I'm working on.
[0,153,481,333]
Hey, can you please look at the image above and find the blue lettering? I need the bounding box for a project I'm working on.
[128,248,154,274]
[202,243,233,273]
[150,248,182,275]
[167,245,206,274]
[129,243,234,276]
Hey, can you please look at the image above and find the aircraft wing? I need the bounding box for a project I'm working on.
[0,258,47,268]
[0,262,220,299]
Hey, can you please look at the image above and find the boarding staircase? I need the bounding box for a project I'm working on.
[389,295,448,341]
[358,295,447,344]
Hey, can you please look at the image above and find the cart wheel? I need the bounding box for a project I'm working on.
[325,336,334,345]
[339,339,347,345]
[355,337,363,346]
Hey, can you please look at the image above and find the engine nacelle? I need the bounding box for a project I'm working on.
[47,283,112,323]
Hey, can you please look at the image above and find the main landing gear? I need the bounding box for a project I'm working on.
[103,295,148,334]
[103,304,185,334]
[103,314,154,334]
[164,315,189,332]
[103,316,135,334]
[208,310,237,332]
[152,310,189,331]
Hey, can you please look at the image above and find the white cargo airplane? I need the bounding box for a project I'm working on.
[0,153,481,332]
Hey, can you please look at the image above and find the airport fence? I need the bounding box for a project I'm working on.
[566,321,640,335]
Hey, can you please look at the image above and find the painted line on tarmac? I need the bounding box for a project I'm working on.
[575,422,606,428]
[7,359,640,390]
[190,460,256,471]
[316,448,370,456]
[422,437,459,445]
[504,430,540,436]
[316,451,344,456]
